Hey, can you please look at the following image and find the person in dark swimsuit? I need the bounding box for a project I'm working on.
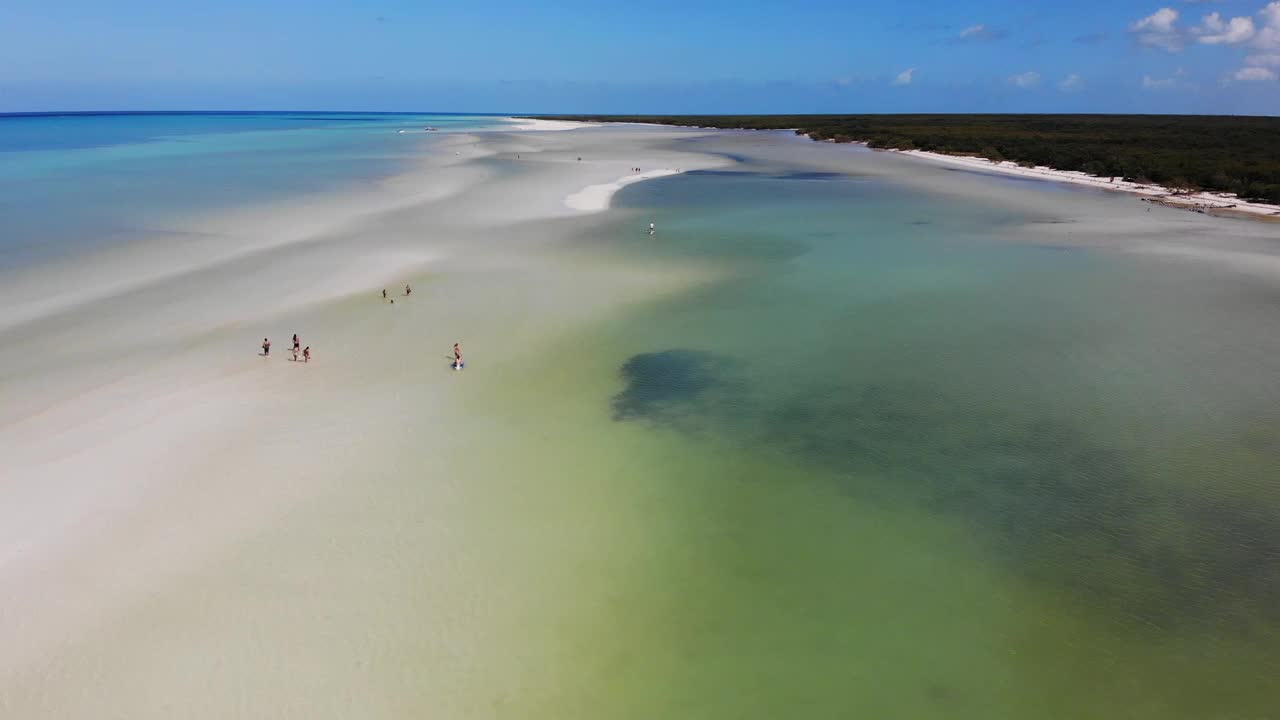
[453,343,462,369]
[302,346,311,363]
[262,338,270,356]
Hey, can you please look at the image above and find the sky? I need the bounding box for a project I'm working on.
[1,0,1277,114]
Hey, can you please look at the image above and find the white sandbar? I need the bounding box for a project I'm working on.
[564,168,684,212]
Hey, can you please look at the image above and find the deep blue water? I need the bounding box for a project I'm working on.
[0,112,504,267]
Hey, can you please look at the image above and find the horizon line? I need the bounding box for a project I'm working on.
[2,110,1279,120]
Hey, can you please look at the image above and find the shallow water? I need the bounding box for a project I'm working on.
[5,124,1280,718]
[453,158,1280,718]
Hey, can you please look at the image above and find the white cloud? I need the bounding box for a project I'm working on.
[1131,7,1185,50]
[1233,65,1278,79]
[1255,1,1280,49]
[1194,12,1256,43]
[1009,71,1041,88]
[1131,2,1280,84]
[892,68,915,85]
[954,23,1003,42]
[1058,73,1083,91]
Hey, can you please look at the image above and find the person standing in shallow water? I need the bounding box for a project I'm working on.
[405,283,412,296]
[382,288,387,301]
[302,346,310,363]
[262,338,270,357]
[453,342,463,369]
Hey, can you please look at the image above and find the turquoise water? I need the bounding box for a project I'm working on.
[0,112,503,266]
[534,162,1280,717]
[6,117,1280,716]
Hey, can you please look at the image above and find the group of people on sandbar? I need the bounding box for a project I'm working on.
[261,333,310,363]
[382,284,412,304]
[256,283,465,371]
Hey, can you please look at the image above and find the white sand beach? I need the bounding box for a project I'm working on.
[564,168,687,212]
[501,117,601,132]
[893,148,1280,220]
[0,123,725,717]
[7,118,1280,720]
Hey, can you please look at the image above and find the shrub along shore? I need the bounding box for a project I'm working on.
[530,114,1280,205]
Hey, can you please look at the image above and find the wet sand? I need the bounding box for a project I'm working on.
[4,122,1280,719]
[0,123,725,716]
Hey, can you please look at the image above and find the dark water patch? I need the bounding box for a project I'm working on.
[687,170,761,178]
[686,169,851,182]
[611,350,748,429]
[611,353,1280,629]
[771,171,849,181]
[925,683,962,706]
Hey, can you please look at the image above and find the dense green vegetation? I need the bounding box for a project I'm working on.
[536,114,1280,203]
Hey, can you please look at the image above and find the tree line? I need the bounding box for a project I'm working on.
[536,114,1280,203]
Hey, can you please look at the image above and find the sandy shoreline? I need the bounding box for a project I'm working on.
[7,118,1278,716]
[564,168,686,212]
[501,117,601,132]
[892,147,1280,221]
[0,121,728,715]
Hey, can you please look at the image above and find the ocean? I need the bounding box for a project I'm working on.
[0,112,505,267]
[3,116,1280,718]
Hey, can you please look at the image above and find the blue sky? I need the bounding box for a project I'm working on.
[1,0,1277,114]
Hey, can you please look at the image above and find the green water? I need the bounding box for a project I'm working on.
[447,165,1280,717]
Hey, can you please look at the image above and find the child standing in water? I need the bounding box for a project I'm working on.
[302,346,311,363]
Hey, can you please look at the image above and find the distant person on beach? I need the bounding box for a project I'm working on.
[293,334,300,350]
[649,222,656,235]
[405,284,412,296]
[382,288,387,300]
[453,342,463,369]
[262,338,271,356]
[303,346,311,363]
